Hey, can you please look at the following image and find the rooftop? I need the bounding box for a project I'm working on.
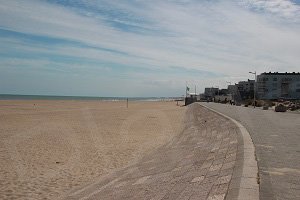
[261,72,300,75]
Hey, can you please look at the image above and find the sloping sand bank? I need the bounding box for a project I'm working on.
[0,100,185,199]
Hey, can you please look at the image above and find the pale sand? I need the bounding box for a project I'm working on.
[0,100,185,199]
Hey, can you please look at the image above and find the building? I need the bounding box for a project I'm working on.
[219,89,228,95]
[199,93,206,100]
[204,87,219,99]
[214,94,233,102]
[236,79,255,100]
[257,72,300,100]
[185,93,198,105]
[188,93,200,100]
[228,85,237,94]
[227,85,240,102]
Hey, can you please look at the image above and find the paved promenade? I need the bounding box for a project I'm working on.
[63,103,256,200]
[199,102,300,200]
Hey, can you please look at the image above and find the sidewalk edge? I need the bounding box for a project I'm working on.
[200,103,259,200]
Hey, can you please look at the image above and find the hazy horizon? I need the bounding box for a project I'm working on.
[0,94,182,99]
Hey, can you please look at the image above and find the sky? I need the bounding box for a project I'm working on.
[0,0,300,97]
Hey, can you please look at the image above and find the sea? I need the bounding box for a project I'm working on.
[0,94,179,101]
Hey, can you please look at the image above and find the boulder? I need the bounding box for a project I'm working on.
[275,104,287,112]
[289,104,297,111]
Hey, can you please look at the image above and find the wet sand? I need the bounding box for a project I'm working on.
[0,100,185,199]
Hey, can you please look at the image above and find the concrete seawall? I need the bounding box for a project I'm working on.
[63,103,259,200]
[200,103,259,200]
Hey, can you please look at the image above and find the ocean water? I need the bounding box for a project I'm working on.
[0,94,177,101]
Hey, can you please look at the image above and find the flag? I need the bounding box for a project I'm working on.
[186,86,190,91]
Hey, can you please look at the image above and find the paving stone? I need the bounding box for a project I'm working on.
[210,183,229,196]
[207,194,226,200]
[209,164,223,172]
[221,161,235,170]
[189,193,209,200]
[63,104,242,200]
[216,175,232,185]
[213,158,224,165]
[201,175,219,185]
[161,182,188,200]
[219,168,234,177]
[215,152,227,159]
[191,176,205,183]
[224,155,236,163]
[206,169,220,177]
[132,176,151,185]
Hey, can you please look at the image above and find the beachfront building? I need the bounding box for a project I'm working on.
[257,72,300,100]
[228,85,237,95]
[204,87,219,99]
[227,85,241,102]
[188,93,199,100]
[214,94,233,102]
[219,89,229,95]
[235,79,255,100]
[185,92,198,105]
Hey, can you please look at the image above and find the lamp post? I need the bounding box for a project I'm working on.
[249,71,256,108]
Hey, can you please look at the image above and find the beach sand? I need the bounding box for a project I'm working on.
[0,100,185,199]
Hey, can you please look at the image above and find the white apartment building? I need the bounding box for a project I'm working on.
[257,72,300,100]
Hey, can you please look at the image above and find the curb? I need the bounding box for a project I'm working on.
[200,103,259,200]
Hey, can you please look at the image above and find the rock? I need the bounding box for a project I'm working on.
[289,104,297,111]
[275,104,287,112]
[263,106,269,110]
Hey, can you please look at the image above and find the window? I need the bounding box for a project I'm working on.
[282,78,292,82]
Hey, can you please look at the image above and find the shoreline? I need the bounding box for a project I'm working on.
[0,94,182,102]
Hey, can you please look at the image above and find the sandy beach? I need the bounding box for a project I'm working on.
[0,100,185,199]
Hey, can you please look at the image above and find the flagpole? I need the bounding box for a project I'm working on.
[186,81,187,97]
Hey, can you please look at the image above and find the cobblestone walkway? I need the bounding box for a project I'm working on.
[64,103,243,200]
[200,102,300,200]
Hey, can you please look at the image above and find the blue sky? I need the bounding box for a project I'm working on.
[0,0,300,97]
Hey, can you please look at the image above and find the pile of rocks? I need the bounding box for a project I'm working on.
[275,101,300,112]
[283,101,300,111]
[275,104,287,112]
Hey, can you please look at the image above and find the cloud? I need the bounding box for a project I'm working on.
[240,0,300,20]
[0,0,300,96]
